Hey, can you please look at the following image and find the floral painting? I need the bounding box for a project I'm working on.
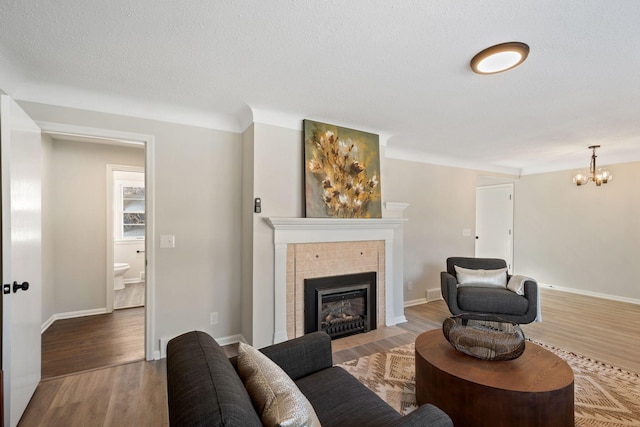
[304,120,382,218]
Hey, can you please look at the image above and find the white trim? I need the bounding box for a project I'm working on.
[404,298,428,307]
[539,283,640,305]
[393,315,408,324]
[266,217,407,345]
[385,144,522,176]
[158,333,247,359]
[38,121,157,361]
[215,334,247,346]
[41,316,56,334]
[41,308,109,333]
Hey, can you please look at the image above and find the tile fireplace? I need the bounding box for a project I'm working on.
[304,271,377,339]
[267,217,407,344]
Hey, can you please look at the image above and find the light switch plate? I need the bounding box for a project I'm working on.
[160,235,175,248]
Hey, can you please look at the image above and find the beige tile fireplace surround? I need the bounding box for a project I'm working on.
[267,217,407,344]
[287,240,386,339]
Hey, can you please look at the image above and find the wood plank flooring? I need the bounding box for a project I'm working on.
[335,288,640,373]
[20,288,639,426]
[20,359,167,427]
[41,307,144,379]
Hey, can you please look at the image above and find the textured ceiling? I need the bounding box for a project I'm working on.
[1,0,639,175]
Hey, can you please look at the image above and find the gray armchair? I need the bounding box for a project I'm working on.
[440,257,538,324]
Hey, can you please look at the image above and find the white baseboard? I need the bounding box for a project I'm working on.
[393,315,408,324]
[158,332,247,359]
[41,308,108,334]
[41,316,56,334]
[540,283,640,305]
[404,298,427,307]
[216,334,247,346]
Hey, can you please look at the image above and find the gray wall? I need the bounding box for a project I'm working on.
[22,99,639,353]
[22,100,243,354]
[44,139,144,316]
[514,161,640,300]
[384,159,477,301]
[246,123,304,347]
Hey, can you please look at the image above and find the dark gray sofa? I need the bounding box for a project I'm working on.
[166,330,453,427]
[441,256,538,324]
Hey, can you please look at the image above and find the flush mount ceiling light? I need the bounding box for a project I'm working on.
[470,42,530,74]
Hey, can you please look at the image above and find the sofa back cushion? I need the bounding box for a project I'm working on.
[167,331,262,427]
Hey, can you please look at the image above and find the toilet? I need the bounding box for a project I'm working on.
[114,262,130,290]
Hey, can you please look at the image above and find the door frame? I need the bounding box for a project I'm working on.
[37,121,156,361]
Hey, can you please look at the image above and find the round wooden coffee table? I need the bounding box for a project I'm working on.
[415,329,574,427]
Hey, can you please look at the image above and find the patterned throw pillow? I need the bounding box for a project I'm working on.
[237,342,321,427]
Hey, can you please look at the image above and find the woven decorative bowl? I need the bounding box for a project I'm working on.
[442,315,525,361]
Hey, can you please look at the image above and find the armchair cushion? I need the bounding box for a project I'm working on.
[457,287,529,316]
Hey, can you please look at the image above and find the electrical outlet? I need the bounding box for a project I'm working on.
[210,312,218,325]
[407,281,413,291]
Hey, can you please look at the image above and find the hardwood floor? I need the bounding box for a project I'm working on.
[335,288,640,373]
[41,307,145,379]
[19,288,639,426]
[20,359,167,427]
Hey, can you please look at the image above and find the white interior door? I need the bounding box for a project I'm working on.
[1,94,42,427]
[475,184,514,271]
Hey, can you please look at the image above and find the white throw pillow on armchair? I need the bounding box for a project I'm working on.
[454,266,508,288]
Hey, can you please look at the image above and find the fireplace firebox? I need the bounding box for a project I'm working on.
[304,272,376,339]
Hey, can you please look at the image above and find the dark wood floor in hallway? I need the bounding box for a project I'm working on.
[41,307,145,379]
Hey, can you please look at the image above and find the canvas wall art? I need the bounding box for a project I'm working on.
[304,120,382,218]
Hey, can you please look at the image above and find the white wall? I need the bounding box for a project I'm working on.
[384,159,477,301]
[241,124,255,344]
[515,161,640,300]
[46,139,144,314]
[249,123,303,348]
[21,100,243,355]
[25,98,639,356]
[244,124,480,345]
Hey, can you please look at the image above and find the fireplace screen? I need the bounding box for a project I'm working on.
[304,272,376,339]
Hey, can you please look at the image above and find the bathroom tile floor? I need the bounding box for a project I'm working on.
[114,281,145,309]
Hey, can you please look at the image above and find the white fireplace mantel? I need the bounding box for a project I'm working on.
[266,217,408,344]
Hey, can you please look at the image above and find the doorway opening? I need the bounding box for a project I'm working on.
[39,124,154,379]
[110,167,146,311]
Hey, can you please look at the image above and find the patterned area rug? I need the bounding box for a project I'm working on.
[337,341,640,426]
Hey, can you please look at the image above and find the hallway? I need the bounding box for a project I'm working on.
[41,307,144,379]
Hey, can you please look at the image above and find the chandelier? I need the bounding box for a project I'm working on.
[572,145,612,186]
